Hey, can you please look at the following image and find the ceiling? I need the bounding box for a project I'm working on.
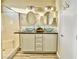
[2,0,56,9]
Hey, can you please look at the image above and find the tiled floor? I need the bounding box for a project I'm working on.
[12,51,57,59]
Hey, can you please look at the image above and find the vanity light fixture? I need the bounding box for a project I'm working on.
[51,7,54,10]
[45,6,54,11]
[26,6,35,10]
[45,7,47,10]
[29,6,34,10]
[45,6,51,11]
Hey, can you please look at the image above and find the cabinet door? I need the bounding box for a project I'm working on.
[21,34,35,51]
[43,34,57,52]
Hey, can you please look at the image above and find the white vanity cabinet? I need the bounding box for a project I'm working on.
[21,34,35,51]
[21,33,57,53]
[43,34,57,52]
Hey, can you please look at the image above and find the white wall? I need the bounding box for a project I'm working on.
[58,0,77,59]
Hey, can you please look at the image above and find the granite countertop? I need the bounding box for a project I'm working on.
[14,32,58,34]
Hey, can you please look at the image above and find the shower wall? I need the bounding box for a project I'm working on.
[2,6,19,59]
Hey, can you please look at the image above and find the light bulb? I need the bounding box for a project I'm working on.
[51,7,54,10]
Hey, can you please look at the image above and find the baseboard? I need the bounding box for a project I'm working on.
[6,45,19,59]
[57,52,60,59]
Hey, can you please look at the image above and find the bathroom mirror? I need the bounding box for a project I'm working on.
[26,11,36,25]
[44,12,54,25]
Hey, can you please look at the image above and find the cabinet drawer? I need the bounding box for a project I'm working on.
[36,43,42,48]
[35,34,43,38]
[36,43,42,46]
[36,38,42,43]
[36,42,42,51]
[36,40,42,43]
[36,48,42,51]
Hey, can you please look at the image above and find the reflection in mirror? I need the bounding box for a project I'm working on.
[44,12,54,25]
[40,16,44,25]
[20,13,28,26]
[26,11,36,25]
[35,7,44,12]
[51,18,57,26]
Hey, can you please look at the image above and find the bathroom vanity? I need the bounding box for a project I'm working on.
[15,32,58,53]
[16,25,58,53]
[14,6,58,53]
[22,33,57,53]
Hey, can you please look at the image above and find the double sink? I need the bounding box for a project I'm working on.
[22,25,57,33]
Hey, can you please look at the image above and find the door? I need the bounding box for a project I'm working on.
[21,34,35,51]
[43,34,57,52]
[59,0,77,59]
